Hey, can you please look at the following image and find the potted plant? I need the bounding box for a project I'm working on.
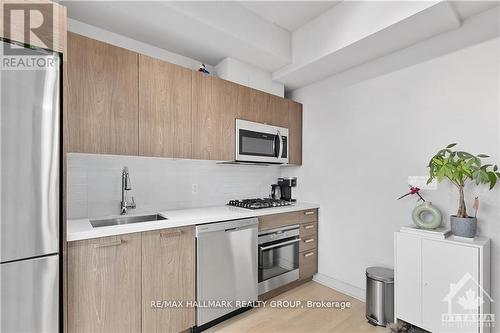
[427,144,500,237]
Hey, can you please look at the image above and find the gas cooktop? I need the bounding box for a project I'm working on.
[227,198,292,210]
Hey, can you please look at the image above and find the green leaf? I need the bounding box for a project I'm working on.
[433,157,444,166]
[458,151,473,159]
[446,143,457,149]
[488,172,497,190]
[437,166,446,180]
[480,170,489,183]
[445,167,454,179]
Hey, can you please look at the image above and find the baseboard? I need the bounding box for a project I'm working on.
[313,273,366,302]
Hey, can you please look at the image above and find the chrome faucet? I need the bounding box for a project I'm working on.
[120,166,136,215]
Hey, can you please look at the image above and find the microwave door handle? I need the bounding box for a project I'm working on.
[277,130,283,159]
[272,134,277,157]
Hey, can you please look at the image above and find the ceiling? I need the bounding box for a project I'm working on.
[62,1,500,91]
[62,1,293,71]
[238,1,340,31]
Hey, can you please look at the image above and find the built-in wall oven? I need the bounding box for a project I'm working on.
[258,225,300,295]
[236,119,289,164]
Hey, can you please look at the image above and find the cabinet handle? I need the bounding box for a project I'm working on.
[304,211,315,215]
[304,238,314,243]
[304,224,315,230]
[93,239,124,248]
[304,252,315,257]
[160,230,183,238]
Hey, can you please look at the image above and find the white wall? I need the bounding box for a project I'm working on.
[283,37,500,316]
[216,57,284,97]
[67,154,280,219]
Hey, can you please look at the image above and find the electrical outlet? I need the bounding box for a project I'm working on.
[408,176,437,190]
[192,183,199,195]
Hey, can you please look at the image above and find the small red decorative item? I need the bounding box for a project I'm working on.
[397,185,426,202]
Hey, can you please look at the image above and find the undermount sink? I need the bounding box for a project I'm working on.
[90,214,167,228]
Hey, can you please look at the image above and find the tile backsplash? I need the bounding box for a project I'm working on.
[67,153,282,219]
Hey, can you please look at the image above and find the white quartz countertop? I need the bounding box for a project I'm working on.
[67,202,320,241]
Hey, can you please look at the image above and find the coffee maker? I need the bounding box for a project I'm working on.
[278,177,297,202]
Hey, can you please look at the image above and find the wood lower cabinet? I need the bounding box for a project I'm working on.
[299,220,318,280]
[139,55,192,158]
[142,226,195,333]
[288,101,303,165]
[259,209,319,282]
[67,234,142,333]
[299,249,318,280]
[259,209,319,300]
[68,227,196,333]
[299,233,317,252]
[67,32,139,155]
[299,221,317,237]
[192,72,239,161]
[258,209,318,231]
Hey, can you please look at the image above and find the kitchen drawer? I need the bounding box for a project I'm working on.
[299,249,318,280]
[299,221,317,237]
[258,209,318,231]
[299,234,317,253]
[299,209,318,223]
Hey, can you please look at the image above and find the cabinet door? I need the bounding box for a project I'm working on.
[67,33,139,155]
[192,73,239,161]
[422,239,479,333]
[395,233,422,326]
[139,55,192,158]
[264,95,289,128]
[288,100,303,165]
[67,234,142,333]
[142,226,195,333]
[237,85,269,123]
[299,249,317,280]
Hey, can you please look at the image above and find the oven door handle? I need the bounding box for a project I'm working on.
[259,238,301,251]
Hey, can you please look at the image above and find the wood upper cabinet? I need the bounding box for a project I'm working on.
[237,85,269,123]
[67,33,139,155]
[288,100,303,165]
[139,55,192,158]
[67,234,142,333]
[264,95,289,128]
[142,226,195,333]
[65,33,303,162]
[192,72,239,161]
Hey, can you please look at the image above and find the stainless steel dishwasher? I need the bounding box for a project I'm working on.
[196,217,258,329]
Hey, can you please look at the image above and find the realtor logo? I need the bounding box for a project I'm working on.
[2,3,54,55]
[441,272,494,329]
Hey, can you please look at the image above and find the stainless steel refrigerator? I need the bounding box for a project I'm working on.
[0,40,61,333]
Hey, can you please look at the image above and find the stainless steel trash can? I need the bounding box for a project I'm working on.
[365,267,394,326]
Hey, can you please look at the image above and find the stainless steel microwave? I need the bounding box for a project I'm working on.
[236,119,289,164]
